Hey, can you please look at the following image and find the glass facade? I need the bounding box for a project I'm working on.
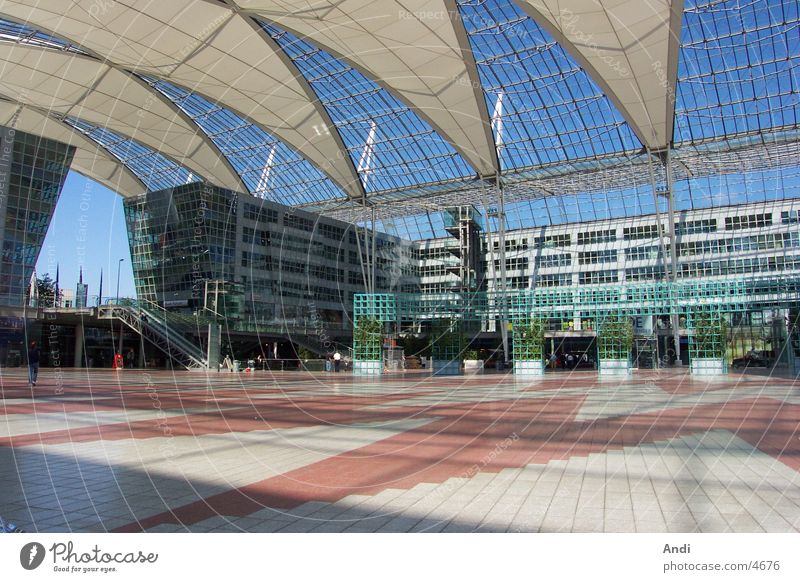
[123,183,234,308]
[0,126,74,306]
[124,183,417,332]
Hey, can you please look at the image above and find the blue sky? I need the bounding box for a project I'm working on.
[36,172,136,301]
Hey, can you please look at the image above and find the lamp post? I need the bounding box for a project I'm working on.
[115,258,126,354]
[116,258,125,303]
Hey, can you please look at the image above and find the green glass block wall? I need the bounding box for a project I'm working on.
[353,317,383,361]
[688,310,729,360]
[430,319,463,362]
[512,317,545,361]
[597,315,634,360]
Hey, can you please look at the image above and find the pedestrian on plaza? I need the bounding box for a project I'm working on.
[27,341,41,386]
[126,348,135,368]
[333,350,341,372]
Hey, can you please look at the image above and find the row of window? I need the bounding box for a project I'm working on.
[625,245,662,262]
[606,255,800,284]
[492,238,529,252]
[623,224,660,241]
[678,232,799,257]
[308,264,344,283]
[240,251,271,270]
[242,227,270,247]
[675,218,717,235]
[317,223,346,241]
[533,234,571,248]
[419,264,457,278]
[415,246,458,260]
[242,203,278,223]
[625,266,666,281]
[487,211,784,252]
[578,250,617,265]
[419,282,460,293]
[724,213,772,231]
[538,273,573,287]
[539,253,572,268]
[283,213,315,232]
[579,270,619,285]
[492,257,529,271]
[577,229,616,245]
[680,255,800,277]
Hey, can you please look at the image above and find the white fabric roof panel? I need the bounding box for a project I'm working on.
[0,102,146,197]
[0,44,245,191]
[0,0,364,199]
[235,0,497,176]
[516,0,682,150]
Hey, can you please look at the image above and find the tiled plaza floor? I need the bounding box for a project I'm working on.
[1,367,798,533]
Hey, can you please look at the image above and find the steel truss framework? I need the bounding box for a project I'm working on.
[0,0,796,237]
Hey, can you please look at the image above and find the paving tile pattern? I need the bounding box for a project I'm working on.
[0,368,797,533]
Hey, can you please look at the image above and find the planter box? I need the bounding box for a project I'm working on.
[352,360,383,376]
[463,360,484,372]
[599,358,631,376]
[514,360,544,376]
[690,358,726,375]
[432,360,462,376]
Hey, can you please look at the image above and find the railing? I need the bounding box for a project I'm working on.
[99,300,207,369]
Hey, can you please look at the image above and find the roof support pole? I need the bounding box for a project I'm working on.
[371,205,378,294]
[647,147,681,366]
[646,149,670,282]
[354,216,370,295]
[496,175,510,366]
[664,148,682,365]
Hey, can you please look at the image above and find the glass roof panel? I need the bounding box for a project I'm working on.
[675,0,800,144]
[64,116,201,191]
[260,21,476,195]
[0,17,86,53]
[455,0,642,173]
[139,76,348,206]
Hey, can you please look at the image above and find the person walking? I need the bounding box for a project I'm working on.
[27,341,41,386]
[333,350,341,372]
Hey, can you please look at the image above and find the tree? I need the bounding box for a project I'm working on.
[35,274,60,307]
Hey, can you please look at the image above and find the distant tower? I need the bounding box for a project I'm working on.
[75,267,89,308]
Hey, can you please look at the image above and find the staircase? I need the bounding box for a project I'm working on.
[98,299,208,370]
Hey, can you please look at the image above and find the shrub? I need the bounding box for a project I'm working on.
[692,312,728,359]
[354,317,382,360]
